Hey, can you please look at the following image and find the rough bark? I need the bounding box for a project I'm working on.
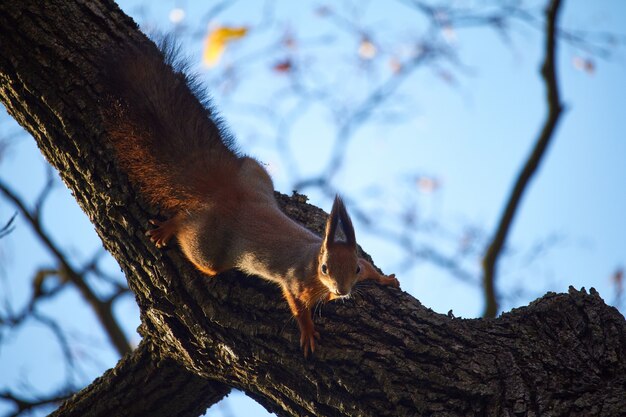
[50,338,229,417]
[0,1,624,417]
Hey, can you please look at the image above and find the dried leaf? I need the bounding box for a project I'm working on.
[415,175,441,193]
[572,56,595,75]
[389,58,402,74]
[203,26,248,68]
[442,25,457,43]
[273,59,293,73]
[283,33,297,50]
[612,267,623,291]
[358,37,377,60]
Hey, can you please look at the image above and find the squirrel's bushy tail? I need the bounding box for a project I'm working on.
[103,38,240,212]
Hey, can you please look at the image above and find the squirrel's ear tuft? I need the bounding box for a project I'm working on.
[323,195,356,248]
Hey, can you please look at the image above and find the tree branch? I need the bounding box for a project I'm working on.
[482,0,565,318]
[50,339,230,417]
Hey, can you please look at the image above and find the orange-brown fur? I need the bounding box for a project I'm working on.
[104,40,399,357]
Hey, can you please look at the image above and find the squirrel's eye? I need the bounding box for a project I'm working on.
[321,264,328,275]
[356,265,361,274]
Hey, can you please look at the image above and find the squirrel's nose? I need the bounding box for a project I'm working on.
[335,288,350,296]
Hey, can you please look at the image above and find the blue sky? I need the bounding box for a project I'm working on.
[1,1,625,416]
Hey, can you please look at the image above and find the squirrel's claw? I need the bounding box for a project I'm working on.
[146,218,176,248]
[300,329,320,358]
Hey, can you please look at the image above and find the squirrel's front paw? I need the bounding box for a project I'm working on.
[300,327,320,359]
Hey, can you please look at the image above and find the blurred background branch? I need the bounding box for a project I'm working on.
[0,178,131,356]
[482,0,565,318]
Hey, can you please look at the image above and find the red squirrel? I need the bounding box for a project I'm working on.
[104,40,399,357]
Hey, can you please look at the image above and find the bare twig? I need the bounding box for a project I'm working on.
[0,212,17,238]
[0,390,70,417]
[481,0,565,318]
[0,179,132,355]
[32,312,79,383]
[33,165,56,218]
[295,48,436,190]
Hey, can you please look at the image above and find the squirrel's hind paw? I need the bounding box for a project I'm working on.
[380,273,400,289]
[146,218,177,248]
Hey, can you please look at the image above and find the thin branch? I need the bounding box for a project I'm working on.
[481,0,565,318]
[32,312,79,385]
[190,0,239,38]
[295,49,435,190]
[33,165,56,218]
[0,212,17,238]
[0,179,132,355]
[320,189,479,285]
[0,390,70,417]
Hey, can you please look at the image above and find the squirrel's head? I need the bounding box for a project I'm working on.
[318,196,359,297]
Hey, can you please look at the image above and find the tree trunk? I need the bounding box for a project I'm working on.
[0,1,624,416]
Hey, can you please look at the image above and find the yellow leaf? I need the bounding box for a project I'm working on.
[203,26,248,68]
